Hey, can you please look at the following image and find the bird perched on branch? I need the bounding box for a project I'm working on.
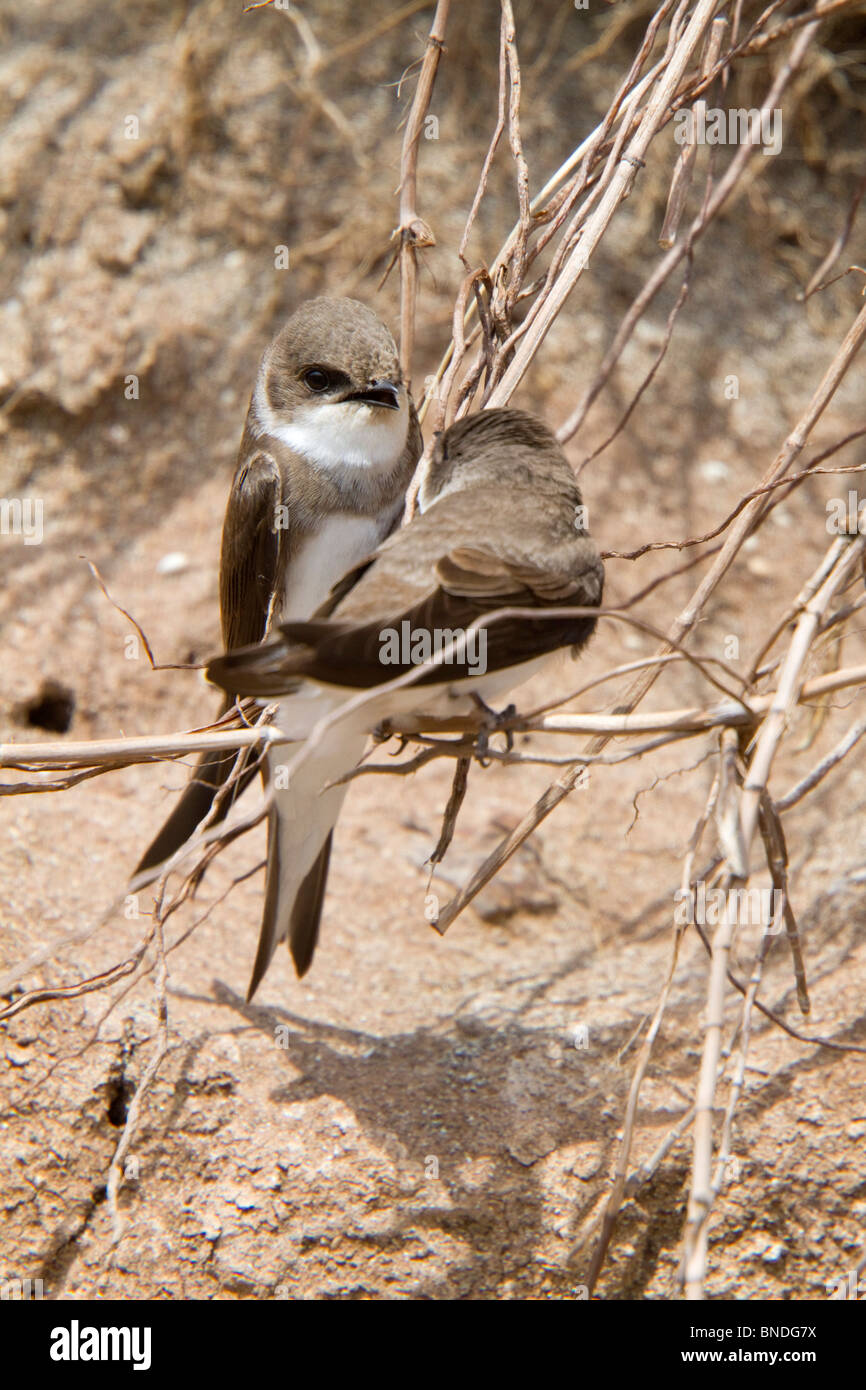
[135,296,421,877]
[206,407,604,998]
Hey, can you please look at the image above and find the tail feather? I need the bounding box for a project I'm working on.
[245,722,365,998]
[135,743,259,878]
[290,832,332,978]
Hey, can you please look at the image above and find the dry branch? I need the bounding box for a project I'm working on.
[393,0,450,383]
[4,662,865,777]
[431,290,866,937]
[682,532,866,1299]
[3,0,864,1302]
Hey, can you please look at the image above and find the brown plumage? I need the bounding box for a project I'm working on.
[205,407,604,995]
[210,408,603,696]
[135,298,420,878]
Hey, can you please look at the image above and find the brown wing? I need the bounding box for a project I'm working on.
[206,537,603,695]
[135,451,284,877]
[219,450,284,653]
[435,545,588,602]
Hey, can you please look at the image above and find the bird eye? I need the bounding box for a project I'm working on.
[302,367,331,392]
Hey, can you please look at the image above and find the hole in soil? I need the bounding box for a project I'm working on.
[106,1073,133,1128]
[21,681,75,733]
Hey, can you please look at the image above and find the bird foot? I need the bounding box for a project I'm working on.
[471,695,517,765]
[372,719,412,755]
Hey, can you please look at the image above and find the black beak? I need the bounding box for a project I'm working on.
[345,378,401,410]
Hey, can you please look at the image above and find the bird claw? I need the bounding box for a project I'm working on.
[373,720,411,755]
[471,696,517,765]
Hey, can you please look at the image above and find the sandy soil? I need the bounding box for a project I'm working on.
[1,0,865,1300]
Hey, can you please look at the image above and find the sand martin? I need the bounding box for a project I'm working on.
[136,297,421,875]
[206,407,604,997]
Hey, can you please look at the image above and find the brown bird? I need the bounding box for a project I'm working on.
[206,407,604,997]
[135,297,421,876]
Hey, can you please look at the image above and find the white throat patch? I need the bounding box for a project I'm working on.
[255,384,409,475]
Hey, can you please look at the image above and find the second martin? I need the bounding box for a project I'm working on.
[207,407,605,997]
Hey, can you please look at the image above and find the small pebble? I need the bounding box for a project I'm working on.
[698,459,730,483]
[157,551,189,576]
